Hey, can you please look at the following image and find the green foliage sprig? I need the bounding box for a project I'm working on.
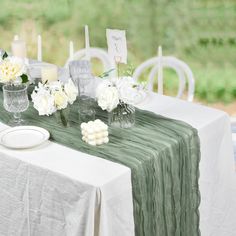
[2,51,8,60]
[98,68,115,78]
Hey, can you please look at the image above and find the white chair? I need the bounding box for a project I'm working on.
[65,47,116,73]
[133,56,195,102]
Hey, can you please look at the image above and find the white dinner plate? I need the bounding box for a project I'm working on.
[0,126,50,149]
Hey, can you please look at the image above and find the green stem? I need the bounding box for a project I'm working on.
[60,109,68,127]
[117,62,120,79]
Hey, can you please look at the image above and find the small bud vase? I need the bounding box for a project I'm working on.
[108,102,135,128]
[55,107,70,127]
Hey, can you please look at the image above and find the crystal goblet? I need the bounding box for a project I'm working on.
[69,60,92,98]
[3,84,29,126]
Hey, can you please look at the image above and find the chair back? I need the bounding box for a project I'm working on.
[65,47,116,72]
[133,56,195,102]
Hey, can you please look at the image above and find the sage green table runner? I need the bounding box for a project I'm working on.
[0,94,200,236]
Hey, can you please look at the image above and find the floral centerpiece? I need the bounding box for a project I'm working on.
[0,52,30,126]
[96,76,140,128]
[0,52,28,85]
[31,79,78,127]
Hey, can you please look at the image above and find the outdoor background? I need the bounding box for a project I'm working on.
[0,0,235,113]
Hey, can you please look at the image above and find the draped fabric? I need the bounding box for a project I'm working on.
[0,93,200,236]
[0,153,97,236]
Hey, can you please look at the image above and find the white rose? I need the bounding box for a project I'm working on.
[31,87,56,116]
[53,90,68,110]
[96,80,113,97]
[96,85,119,112]
[0,57,26,83]
[64,79,78,104]
[116,76,139,105]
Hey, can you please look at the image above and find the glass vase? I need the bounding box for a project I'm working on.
[108,102,135,128]
[55,107,70,127]
[78,97,95,123]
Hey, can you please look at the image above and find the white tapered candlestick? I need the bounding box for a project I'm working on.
[14,35,19,41]
[85,25,90,61]
[37,35,42,61]
[157,46,163,94]
[69,41,74,61]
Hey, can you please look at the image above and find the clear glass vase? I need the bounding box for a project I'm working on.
[79,97,95,123]
[108,102,135,128]
[55,107,70,127]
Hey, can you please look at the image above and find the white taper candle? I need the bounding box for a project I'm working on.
[14,35,19,41]
[37,35,42,61]
[157,45,163,95]
[69,41,74,61]
[85,25,90,61]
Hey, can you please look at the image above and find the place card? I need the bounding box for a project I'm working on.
[106,29,127,64]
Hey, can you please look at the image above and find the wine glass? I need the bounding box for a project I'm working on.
[69,60,92,98]
[3,84,29,126]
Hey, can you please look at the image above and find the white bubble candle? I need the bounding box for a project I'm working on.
[81,119,109,146]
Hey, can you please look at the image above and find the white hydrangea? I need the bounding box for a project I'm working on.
[0,56,26,83]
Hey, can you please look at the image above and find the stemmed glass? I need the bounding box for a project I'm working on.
[3,84,29,126]
[69,60,92,98]
[69,60,96,122]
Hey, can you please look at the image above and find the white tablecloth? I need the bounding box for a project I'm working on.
[0,92,235,236]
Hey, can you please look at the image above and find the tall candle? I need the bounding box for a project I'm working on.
[157,45,163,94]
[69,41,74,61]
[14,35,19,41]
[41,65,58,83]
[85,25,90,61]
[37,35,42,61]
[11,39,27,58]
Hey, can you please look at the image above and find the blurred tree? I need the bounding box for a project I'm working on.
[0,0,235,103]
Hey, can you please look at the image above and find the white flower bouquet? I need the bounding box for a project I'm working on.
[31,79,78,126]
[96,76,139,128]
[96,76,139,112]
[0,52,28,84]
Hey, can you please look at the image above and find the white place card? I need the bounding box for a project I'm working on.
[106,29,127,64]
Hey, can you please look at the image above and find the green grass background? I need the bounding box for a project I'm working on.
[0,0,235,103]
